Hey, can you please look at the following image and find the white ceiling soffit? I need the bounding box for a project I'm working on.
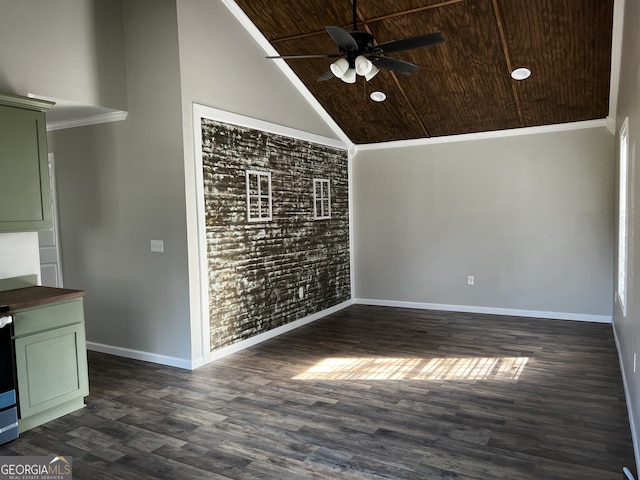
[28,94,127,132]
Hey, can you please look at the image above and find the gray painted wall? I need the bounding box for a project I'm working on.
[43,0,349,366]
[0,0,127,110]
[353,127,614,318]
[174,0,347,361]
[613,0,640,461]
[52,0,191,362]
[175,0,340,141]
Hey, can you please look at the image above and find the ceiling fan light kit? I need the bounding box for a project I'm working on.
[341,68,357,83]
[355,55,373,76]
[330,58,350,78]
[364,65,380,81]
[329,55,378,83]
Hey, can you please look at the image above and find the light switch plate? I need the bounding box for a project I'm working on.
[150,240,164,253]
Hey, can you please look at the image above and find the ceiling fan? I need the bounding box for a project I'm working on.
[266,0,445,83]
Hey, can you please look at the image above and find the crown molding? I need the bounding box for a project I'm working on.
[607,0,625,127]
[354,119,609,153]
[46,111,128,131]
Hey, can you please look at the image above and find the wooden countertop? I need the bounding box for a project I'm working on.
[0,286,85,313]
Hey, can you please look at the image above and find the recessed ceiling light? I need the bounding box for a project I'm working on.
[511,67,531,80]
[370,91,386,102]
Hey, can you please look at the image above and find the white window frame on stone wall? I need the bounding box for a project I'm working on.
[246,170,272,222]
[313,178,331,220]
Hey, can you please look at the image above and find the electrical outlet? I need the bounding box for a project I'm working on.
[298,287,304,299]
[467,276,474,286]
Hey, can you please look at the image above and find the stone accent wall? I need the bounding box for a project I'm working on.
[201,119,350,351]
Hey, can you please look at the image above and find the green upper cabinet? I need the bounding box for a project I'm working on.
[0,93,54,232]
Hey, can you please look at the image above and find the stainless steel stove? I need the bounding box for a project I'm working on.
[0,315,18,445]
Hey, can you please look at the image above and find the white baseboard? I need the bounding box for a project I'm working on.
[613,326,640,474]
[87,299,355,371]
[203,299,355,364]
[87,298,606,372]
[86,342,196,370]
[354,298,612,323]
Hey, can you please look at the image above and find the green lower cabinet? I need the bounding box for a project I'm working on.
[12,299,89,431]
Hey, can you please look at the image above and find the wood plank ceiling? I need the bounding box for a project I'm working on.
[233,0,614,145]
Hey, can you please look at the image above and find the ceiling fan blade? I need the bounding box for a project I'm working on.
[369,56,419,74]
[325,26,358,51]
[318,70,334,81]
[376,32,445,54]
[266,53,342,59]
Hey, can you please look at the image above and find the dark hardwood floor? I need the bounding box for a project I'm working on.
[0,305,635,479]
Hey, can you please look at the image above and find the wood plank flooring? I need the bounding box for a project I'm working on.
[0,305,635,479]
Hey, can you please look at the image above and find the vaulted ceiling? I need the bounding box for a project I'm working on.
[233,0,614,145]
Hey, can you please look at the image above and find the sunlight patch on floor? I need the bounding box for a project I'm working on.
[293,356,529,381]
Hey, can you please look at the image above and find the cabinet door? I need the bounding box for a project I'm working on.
[0,104,51,231]
[14,323,88,419]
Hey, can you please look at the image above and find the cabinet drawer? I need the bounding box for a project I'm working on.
[13,300,83,337]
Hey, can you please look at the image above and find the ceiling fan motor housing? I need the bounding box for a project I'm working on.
[343,31,376,58]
